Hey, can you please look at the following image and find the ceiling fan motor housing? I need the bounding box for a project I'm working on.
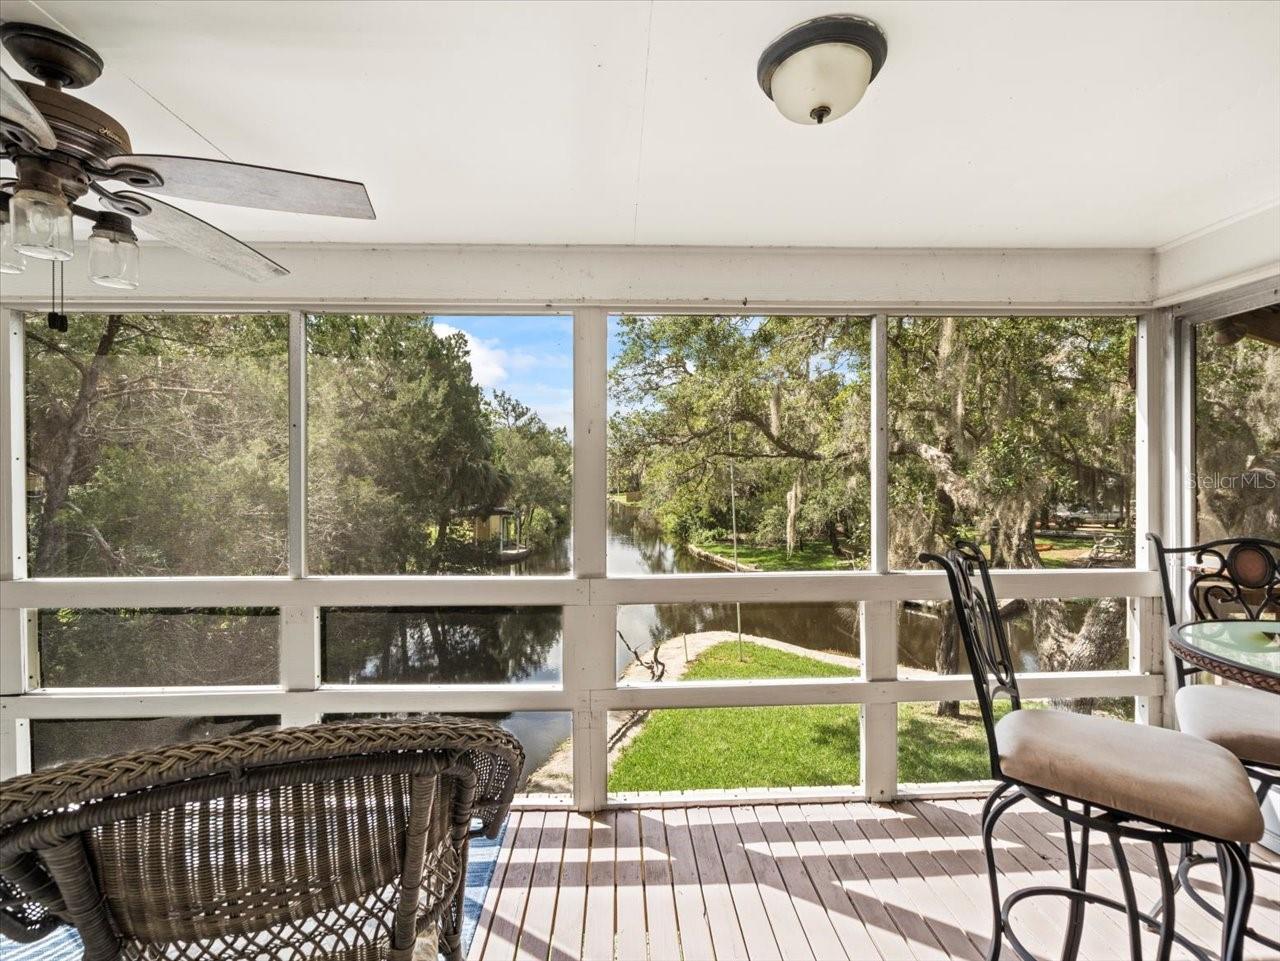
[13,82,132,166]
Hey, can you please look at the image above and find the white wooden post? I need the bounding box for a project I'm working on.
[860,313,898,800]
[288,310,307,578]
[568,307,612,810]
[280,310,321,727]
[1,310,30,776]
[279,606,321,727]
[1132,310,1166,727]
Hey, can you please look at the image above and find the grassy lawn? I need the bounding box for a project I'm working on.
[697,534,1111,571]
[695,539,844,571]
[1035,533,1099,569]
[607,641,1004,791]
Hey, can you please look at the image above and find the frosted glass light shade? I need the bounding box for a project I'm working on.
[0,220,25,274]
[88,230,140,289]
[770,42,873,125]
[11,188,74,261]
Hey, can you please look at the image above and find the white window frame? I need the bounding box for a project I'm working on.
[0,303,1170,809]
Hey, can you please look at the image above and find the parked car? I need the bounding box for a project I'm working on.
[1050,505,1125,529]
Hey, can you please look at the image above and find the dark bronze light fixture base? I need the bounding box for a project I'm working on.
[1,22,104,89]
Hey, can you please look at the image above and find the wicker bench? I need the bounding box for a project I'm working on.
[0,717,524,960]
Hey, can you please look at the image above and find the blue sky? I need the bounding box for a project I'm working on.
[433,315,574,431]
[432,314,639,434]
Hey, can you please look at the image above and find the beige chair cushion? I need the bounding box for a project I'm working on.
[995,708,1264,843]
[1176,684,1280,767]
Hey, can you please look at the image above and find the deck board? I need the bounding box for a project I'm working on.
[472,801,1280,961]
[639,810,682,961]
[549,812,591,961]
[469,811,522,961]
[517,810,567,961]
[663,807,716,961]
[582,813,616,961]
[729,805,810,961]
[483,810,543,961]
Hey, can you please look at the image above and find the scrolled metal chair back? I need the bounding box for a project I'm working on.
[920,540,1021,779]
[1148,532,1280,626]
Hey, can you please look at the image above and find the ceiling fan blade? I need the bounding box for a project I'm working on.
[1,69,58,150]
[105,154,374,219]
[118,191,289,282]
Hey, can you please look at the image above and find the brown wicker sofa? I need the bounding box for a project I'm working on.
[0,717,525,960]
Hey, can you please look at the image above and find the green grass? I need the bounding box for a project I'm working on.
[696,539,845,571]
[1035,534,1098,569]
[606,641,1006,791]
[697,534,1108,572]
[680,642,856,681]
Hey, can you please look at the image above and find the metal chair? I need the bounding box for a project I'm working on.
[922,540,1263,961]
[1148,532,1280,951]
[0,717,524,960]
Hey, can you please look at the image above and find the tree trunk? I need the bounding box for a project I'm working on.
[397,620,410,674]
[825,520,841,557]
[1052,596,1128,714]
[428,511,453,572]
[785,474,802,555]
[935,605,962,717]
[32,314,125,575]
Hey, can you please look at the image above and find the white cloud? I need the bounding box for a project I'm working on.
[434,324,572,433]
[435,323,507,387]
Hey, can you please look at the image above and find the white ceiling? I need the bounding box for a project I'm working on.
[3,0,1278,248]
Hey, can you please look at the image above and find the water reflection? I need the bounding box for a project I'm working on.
[322,608,562,684]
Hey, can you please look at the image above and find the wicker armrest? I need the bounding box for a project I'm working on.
[0,717,524,833]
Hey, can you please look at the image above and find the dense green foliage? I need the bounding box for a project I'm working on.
[610,315,871,561]
[26,313,572,579]
[26,313,290,577]
[25,313,572,688]
[608,314,1139,570]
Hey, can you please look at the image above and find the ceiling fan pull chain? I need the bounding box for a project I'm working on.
[46,259,68,333]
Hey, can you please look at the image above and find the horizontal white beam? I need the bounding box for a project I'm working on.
[2,569,1160,611]
[1,683,569,719]
[605,786,865,809]
[2,576,589,609]
[603,671,1160,709]
[0,243,1155,311]
[1154,203,1280,306]
[593,568,1160,605]
[1,671,1160,720]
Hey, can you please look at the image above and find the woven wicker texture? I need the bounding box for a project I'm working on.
[0,718,524,960]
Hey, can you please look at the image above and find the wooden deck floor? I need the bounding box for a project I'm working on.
[469,801,1280,961]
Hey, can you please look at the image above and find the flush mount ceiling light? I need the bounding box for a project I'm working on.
[757,14,888,125]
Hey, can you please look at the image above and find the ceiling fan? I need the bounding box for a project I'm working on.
[0,21,375,289]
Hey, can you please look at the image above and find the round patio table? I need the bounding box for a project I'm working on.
[1169,619,1280,693]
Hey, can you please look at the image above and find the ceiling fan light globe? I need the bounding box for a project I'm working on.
[0,221,27,275]
[88,229,140,289]
[770,42,872,125]
[11,188,74,261]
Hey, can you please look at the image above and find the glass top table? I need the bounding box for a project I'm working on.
[1169,620,1280,693]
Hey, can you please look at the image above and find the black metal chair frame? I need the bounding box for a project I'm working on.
[922,540,1255,961]
[1148,532,1280,952]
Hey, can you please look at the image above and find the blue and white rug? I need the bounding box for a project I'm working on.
[0,821,507,959]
